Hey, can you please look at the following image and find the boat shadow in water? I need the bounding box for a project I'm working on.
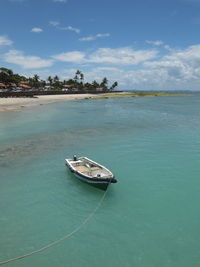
[66,169,109,191]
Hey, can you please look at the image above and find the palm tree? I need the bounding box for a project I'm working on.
[0,67,118,93]
[80,72,84,88]
[110,81,118,91]
[0,67,13,76]
[33,74,40,82]
[47,76,53,85]
[76,70,81,78]
[80,72,84,82]
[101,77,108,91]
[73,71,80,83]
[32,74,40,88]
[101,77,108,85]
[53,75,59,83]
[73,74,78,81]
[66,79,75,85]
[92,80,99,90]
[53,75,61,89]
[0,68,14,85]
[40,80,46,87]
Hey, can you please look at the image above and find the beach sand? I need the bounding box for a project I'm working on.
[0,94,95,111]
[0,91,181,112]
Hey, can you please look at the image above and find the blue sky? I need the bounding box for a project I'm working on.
[1,0,200,90]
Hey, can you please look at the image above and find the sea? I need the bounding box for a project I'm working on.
[0,94,200,267]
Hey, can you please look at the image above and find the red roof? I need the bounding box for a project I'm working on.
[19,84,32,89]
[20,81,29,84]
[0,83,6,87]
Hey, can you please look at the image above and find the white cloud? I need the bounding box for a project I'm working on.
[79,33,110,42]
[60,67,172,90]
[96,33,110,38]
[0,36,13,46]
[118,44,200,90]
[9,0,26,2]
[52,51,86,63]
[78,66,185,90]
[167,45,200,65]
[92,67,121,72]
[164,45,173,51]
[88,47,158,65]
[49,20,80,33]
[85,67,123,84]
[79,36,95,42]
[8,43,200,91]
[53,0,67,2]
[31,27,43,33]
[146,40,164,46]
[144,45,200,80]
[181,0,200,2]
[61,44,200,90]
[59,26,80,34]
[53,47,158,65]
[19,69,53,79]
[49,21,60,26]
[4,50,53,69]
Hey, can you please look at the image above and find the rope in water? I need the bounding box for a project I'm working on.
[0,185,110,265]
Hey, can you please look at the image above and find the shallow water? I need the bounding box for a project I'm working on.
[0,96,200,267]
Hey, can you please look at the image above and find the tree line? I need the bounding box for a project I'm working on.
[0,68,118,92]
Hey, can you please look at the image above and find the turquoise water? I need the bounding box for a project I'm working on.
[0,95,200,267]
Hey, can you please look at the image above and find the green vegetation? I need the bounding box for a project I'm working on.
[0,68,118,92]
[94,92,185,99]
[0,68,27,85]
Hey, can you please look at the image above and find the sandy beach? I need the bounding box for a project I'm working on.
[0,91,182,112]
[0,94,95,111]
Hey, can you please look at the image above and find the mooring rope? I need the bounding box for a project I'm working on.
[0,185,110,265]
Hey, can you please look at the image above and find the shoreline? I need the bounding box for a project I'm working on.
[0,92,185,112]
[0,94,95,112]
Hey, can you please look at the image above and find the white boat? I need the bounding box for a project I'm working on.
[65,156,117,188]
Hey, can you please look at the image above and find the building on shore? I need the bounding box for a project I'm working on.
[0,83,9,92]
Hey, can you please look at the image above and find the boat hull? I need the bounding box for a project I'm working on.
[67,164,116,184]
[65,157,117,188]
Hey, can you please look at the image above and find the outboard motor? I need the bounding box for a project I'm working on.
[73,155,77,161]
